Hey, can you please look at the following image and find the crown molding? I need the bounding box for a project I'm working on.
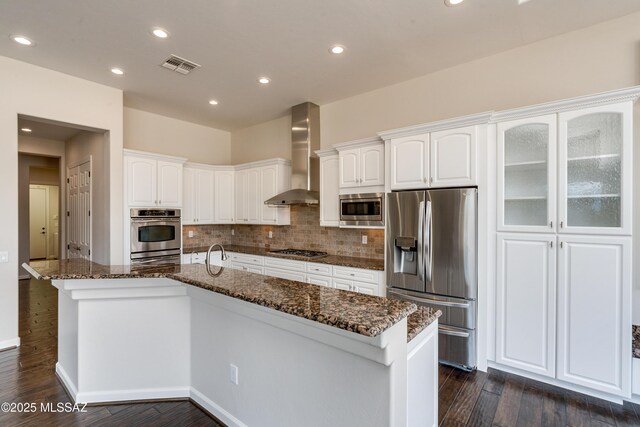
[333,136,383,151]
[184,162,234,171]
[314,148,338,158]
[123,149,188,163]
[490,85,640,122]
[234,157,290,170]
[377,111,493,140]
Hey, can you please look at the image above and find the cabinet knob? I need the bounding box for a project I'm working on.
[154,200,158,205]
[560,242,564,249]
[549,221,553,228]
[560,221,564,228]
[550,241,553,248]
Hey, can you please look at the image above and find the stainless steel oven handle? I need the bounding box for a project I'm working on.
[131,218,180,223]
[131,257,178,265]
[439,325,470,338]
[387,289,471,308]
[417,201,424,283]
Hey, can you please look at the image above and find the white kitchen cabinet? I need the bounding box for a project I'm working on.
[316,149,340,227]
[183,165,215,225]
[333,278,352,292]
[430,126,477,188]
[214,169,235,223]
[495,233,556,378]
[497,115,557,233]
[264,267,306,282]
[556,235,631,397]
[306,262,332,276]
[307,274,332,287]
[231,263,264,275]
[557,103,632,236]
[234,159,291,225]
[124,150,186,208]
[335,138,384,193]
[388,134,429,190]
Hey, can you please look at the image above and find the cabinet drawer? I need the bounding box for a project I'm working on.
[264,267,306,283]
[333,266,379,284]
[352,281,378,296]
[333,278,353,292]
[228,252,263,266]
[307,274,332,288]
[264,256,306,272]
[306,262,333,276]
[231,262,264,275]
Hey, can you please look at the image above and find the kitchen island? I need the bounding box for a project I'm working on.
[24,259,440,427]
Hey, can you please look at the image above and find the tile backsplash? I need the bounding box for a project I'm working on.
[183,205,384,259]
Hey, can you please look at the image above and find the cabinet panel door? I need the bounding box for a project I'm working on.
[264,267,306,283]
[234,170,247,222]
[360,144,384,187]
[496,233,556,378]
[497,115,557,233]
[246,169,260,223]
[558,103,632,235]
[260,166,277,224]
[339,149,360,188]
[430,126,476,187]
[320,156,340,227]
[333,278,353,292]
[352,281,378,296]
[389,135,429,190]
[182,168,196,224]
[195,169,215,223]
[215,170,234,223]
[126,156,157,207]
[307,274,332,288]
[157,160,182,207]
[557,235,631,396]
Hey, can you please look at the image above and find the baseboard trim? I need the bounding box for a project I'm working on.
[0,337,20,351]
[19,274,30,280]
[190,387,246,427]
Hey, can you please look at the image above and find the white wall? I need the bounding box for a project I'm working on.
[231,115,290,164]
[124,107,231,164]
[0,55,123,349]
[66,131,110,264]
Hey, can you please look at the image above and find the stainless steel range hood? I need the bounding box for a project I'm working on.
[264,102,320,205]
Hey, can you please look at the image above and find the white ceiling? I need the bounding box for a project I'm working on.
[2,0,640,131]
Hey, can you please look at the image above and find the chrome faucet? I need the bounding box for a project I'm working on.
[206,243,228,276]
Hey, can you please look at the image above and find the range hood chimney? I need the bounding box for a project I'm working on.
[264,102,320,205]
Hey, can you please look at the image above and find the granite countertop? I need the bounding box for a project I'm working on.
[633,325,640,358]
[406,307,442,343]
[185,244,385,271]
[25,259,433,339]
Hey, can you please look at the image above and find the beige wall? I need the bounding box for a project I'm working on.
[229,11,640,153]
[230,115,291,164]
[124,107,231,164]
[66,131,110,264]
[0,55,123,348]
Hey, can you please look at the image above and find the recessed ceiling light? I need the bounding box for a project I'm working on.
[209,100,219,105]
[258,77,270,84]
[444,0,464,5]
[21,128,32,133]
[12,35,33,46]
[111,68,124,75]
[152,28,169,39]
[329,45,345,55]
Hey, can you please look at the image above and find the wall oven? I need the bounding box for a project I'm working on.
[339,193,384,227]
[130,209,181,265]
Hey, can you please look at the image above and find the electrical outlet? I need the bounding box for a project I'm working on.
[268,231,273,239]
[230,364,239,385]
[0,251,8,263]
[231,229,235,236]
[188,231,194,238]
[362,235,368,245]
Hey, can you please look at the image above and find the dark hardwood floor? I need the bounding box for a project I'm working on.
[2,279,639,426]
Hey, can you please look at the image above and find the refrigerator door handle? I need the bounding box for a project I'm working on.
[417,200,425,282]
[439,325,471,338]
[425,200,433,281]
[387,289,471,308]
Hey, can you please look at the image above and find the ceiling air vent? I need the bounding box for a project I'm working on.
[161,54,201,75]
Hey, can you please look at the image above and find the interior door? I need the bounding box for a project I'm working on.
[29,185,47,259]
[67,160,92,260]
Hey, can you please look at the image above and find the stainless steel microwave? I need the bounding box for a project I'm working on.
[339,193,384,227]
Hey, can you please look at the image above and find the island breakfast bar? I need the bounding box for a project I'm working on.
[23,259,440,427]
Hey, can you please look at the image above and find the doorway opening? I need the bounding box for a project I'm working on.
[29,184,60,261]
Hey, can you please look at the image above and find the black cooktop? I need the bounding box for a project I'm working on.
[268,249,328,259]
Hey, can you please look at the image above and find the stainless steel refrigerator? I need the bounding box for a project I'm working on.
[386,188,477,370]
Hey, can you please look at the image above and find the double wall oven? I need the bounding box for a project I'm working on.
[130,209,181,265]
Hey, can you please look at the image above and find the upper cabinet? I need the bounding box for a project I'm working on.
[380,117,489,192]
[316,148,340,227]
[496,102,632,235]
[183,164,234,225]
[234,159,291,225]
[124,150,186,208]
[334,138,384,194]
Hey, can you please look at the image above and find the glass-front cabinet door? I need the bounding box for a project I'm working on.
[558,103,632,235]
[497,115,557,232]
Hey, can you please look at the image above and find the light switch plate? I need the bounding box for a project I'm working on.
[0,251,8,263]
[188,231,194,238]
[268,231,273,239]
[230,364,239,385]
[361,235,367,245]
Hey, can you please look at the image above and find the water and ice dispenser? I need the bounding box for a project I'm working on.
[393,236,418,275]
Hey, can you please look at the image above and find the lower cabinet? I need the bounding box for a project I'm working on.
[307,274,332,287]
[495,233,631,397]
[231,262,264,275]
[264,267,306,282]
